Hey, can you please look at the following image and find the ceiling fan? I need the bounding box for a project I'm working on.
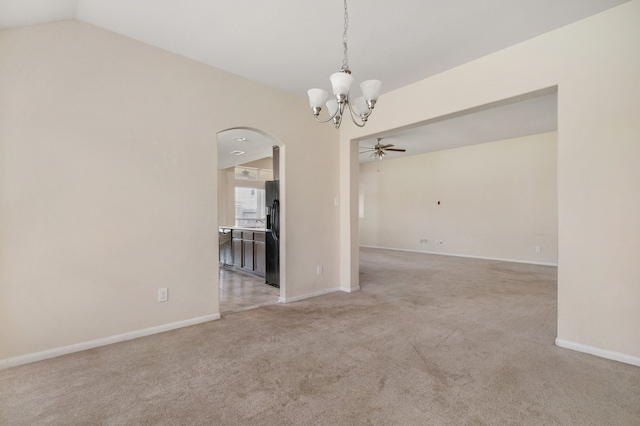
[360,138,406,160]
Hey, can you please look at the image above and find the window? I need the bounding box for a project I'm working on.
[235,187,266,227]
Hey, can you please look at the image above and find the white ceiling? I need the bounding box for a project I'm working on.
[217,129,275,170]
[359,89,558,163]
[0,0,627,165]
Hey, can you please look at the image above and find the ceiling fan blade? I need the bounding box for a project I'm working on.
[385,148,406,152]
[380,144,394,149]
[359,149,376,154]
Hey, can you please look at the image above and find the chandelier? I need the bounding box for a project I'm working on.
[307,0,382,129]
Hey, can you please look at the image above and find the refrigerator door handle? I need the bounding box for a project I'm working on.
[271,200,279,241]
[265,206,271,230]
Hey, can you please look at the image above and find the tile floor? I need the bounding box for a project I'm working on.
[218,266,280,314]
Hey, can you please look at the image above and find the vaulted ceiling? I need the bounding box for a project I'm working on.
[1,0,629,164]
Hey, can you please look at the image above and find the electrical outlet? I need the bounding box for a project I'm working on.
[535,246,541,253]
[420,238,428,244]
[158,288,168,302]
[317,265,323,275]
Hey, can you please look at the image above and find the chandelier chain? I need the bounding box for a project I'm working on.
[342,0,349,71]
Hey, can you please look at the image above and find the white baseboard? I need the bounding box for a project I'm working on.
[360,245,558,267]
[0,314,220,370]
[555,338,640,367]
[280,287,343,303]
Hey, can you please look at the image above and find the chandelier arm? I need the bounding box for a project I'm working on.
[312,99,344,124]
[346,99,373,120]
[312,114,339,124]
[346,101,368,128]
[349,115,366,127]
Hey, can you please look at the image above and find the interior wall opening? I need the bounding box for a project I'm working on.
[217,128,283,314]
[355,87,559,331]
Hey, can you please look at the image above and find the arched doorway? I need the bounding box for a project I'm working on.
[217,128,284,313]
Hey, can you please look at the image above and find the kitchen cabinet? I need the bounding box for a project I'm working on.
[254,232,266,276]
[230,229,265,278]
[242,239,254,272]
[219,228,233,266]
[232,230,243,268]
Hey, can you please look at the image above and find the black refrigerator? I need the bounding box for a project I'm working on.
[265,180,280,288]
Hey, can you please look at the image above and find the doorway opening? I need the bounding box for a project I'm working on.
[353,87,559,325]
[217,128,284,313]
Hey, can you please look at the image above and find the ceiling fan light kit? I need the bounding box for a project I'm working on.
[307,0,381,129]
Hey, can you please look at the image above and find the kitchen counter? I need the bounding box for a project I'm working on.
[219,226,265,232]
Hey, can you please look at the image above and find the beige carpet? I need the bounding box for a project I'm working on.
[1,248,639,425]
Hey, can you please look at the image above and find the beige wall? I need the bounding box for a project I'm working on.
[342,1,640,361]
[0,21,340,362]
[359,132,558,264]
[217,170,233,227]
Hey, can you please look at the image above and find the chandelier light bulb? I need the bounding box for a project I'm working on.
[330,72,354,97]
[326,99,339,117]
[307,89,329,109]
[360,80,382,102]
[352,96,369,116]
